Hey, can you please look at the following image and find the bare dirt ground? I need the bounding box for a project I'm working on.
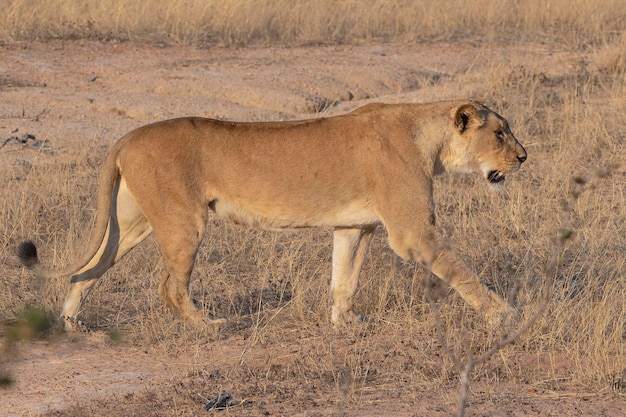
[1,41,624,416]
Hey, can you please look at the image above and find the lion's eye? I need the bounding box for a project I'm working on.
[496,130,504,142]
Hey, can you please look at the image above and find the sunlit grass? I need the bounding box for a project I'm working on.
[0,0,624,411]
[0,0,625,47]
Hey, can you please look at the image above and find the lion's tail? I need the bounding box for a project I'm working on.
[17,139,124,280]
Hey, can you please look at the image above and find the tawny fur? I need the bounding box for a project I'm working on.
[18,100,527,331]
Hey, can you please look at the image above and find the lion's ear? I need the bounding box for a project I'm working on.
[453,103,483,133]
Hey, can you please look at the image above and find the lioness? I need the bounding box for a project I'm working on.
[19,100,526,331]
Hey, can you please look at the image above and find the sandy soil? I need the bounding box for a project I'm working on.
[1,41,624,416]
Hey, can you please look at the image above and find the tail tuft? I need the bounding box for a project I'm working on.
[18,241,39,269]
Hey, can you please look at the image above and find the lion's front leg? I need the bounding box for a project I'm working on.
[429,246,514,326]
[387,227,513,328]
[330,226,375,327]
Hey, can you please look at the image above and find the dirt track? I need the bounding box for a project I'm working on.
[1,41,624,416]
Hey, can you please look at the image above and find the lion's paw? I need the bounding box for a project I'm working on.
[332,309,354,325]
[62,316,91,333]
[484,303,519,332]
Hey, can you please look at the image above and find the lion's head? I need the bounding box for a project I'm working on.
[447,102,527,188]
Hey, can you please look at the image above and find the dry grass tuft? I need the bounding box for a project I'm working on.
[1,0,625,47]
[0,1,625,414]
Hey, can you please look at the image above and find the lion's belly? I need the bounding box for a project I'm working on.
[210,197,379,230]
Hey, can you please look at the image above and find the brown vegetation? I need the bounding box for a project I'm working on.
[1,0,625,47]
[0,1,624,415]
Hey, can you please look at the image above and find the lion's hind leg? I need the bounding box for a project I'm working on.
[154,217,226,327]
[61,177,152,331]
[156,253,226,326]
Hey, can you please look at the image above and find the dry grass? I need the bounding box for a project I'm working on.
[1,0,625,47]
[0,1,625,414]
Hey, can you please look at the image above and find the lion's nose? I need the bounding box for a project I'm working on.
[515,142,527,164]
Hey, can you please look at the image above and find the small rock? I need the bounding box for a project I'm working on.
[20,133,36,143]
[205,391,234,411]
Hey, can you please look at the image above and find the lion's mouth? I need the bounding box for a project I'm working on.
[487,170,506,184]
